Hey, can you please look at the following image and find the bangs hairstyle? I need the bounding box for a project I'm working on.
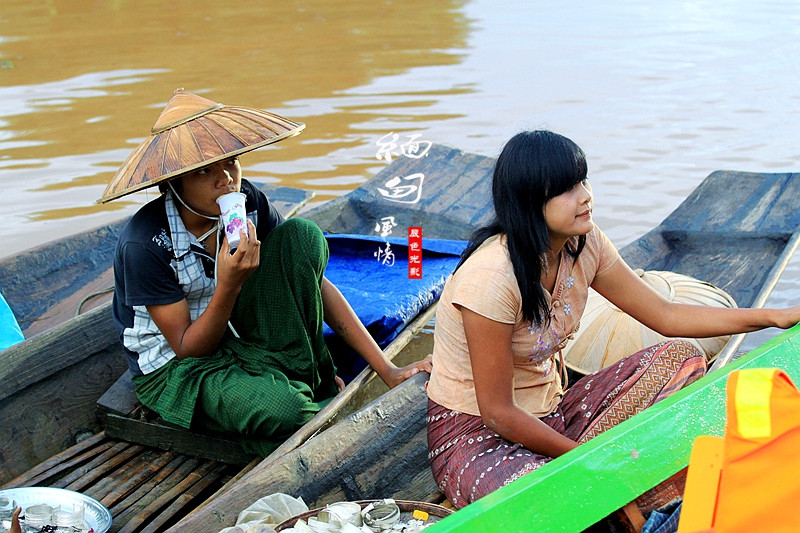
[456,130,589,325]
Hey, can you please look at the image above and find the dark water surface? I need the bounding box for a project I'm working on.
[1,0,798,349]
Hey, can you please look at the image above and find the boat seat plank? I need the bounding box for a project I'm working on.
[110,457,204,532]
[87,448,174,505]
[136,463,229,533]
[113,458,224,533]
[98,368,255,465]
[105,413,255,466]
[105,455,192,521]
[97,370,140,418]
[56,442,144,492]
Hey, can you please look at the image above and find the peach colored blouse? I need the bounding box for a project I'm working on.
[427,226,620,417]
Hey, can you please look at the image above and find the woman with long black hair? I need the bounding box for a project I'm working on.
[426,130,800,508]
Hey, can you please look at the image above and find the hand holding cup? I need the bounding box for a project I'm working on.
[216,192,248,252]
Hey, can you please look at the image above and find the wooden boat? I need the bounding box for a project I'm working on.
[166,168,800,532]
[3,155,798,531]
[0,144,494,531]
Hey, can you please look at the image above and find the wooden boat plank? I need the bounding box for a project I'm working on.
[55,442,142,491]
[425,324,800,533]
[135,462,229,533]
[12,441,119,490]
[0,316,127,482]
[91,449,177,508]
[97,450,177,508]
[97,370,140,418]
[301,144,495,241]
[61,446,146,492]
[0,304,119,403]
[104,414,255,466]
[0,433,237,533]
[109,456,205,531]
[114,459,223,533]
[106,454,193,523]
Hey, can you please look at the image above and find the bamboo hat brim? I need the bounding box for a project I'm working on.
[98,90,305,203]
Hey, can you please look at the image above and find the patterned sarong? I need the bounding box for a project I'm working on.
[427,340,706,508]
[134,218,340,457]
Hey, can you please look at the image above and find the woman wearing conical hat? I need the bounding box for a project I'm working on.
[101,90,432,457]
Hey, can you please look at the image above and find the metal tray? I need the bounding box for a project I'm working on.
[0,487,112,533]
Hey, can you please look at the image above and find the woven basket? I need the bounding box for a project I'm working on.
[563,270,737,375]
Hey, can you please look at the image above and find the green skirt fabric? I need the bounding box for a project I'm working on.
[133,218,340,457]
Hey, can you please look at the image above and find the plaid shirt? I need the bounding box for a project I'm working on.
[112,180,282,377]
[122,192,217,374]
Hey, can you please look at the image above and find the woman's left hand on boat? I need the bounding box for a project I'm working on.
[384,354,433,388]
[770,305,800,329]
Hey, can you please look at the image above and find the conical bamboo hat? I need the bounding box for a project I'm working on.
[98,89,305,203]
[563,269,737,375]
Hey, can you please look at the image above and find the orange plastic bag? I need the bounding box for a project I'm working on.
[679,368,800,532]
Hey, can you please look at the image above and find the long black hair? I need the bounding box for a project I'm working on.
[456,130,588,326]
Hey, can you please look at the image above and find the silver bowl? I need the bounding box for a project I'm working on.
[0,487,111,533]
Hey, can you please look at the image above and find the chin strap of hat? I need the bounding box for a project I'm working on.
[168,183,240,339]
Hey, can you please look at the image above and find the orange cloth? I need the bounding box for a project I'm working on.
[680,368,800,532]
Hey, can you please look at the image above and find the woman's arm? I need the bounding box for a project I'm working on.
[321,277,432,388]
[462,306,578,458]
[591,258,800,338]
[148,220,260,359]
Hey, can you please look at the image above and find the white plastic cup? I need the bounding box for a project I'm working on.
[0,496,16,520]
[24,504,53,527]
[216,192,248,250]
[322,501,363,527]
[54,503,85,528]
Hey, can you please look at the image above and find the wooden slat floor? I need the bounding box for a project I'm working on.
[0,432,243,533]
